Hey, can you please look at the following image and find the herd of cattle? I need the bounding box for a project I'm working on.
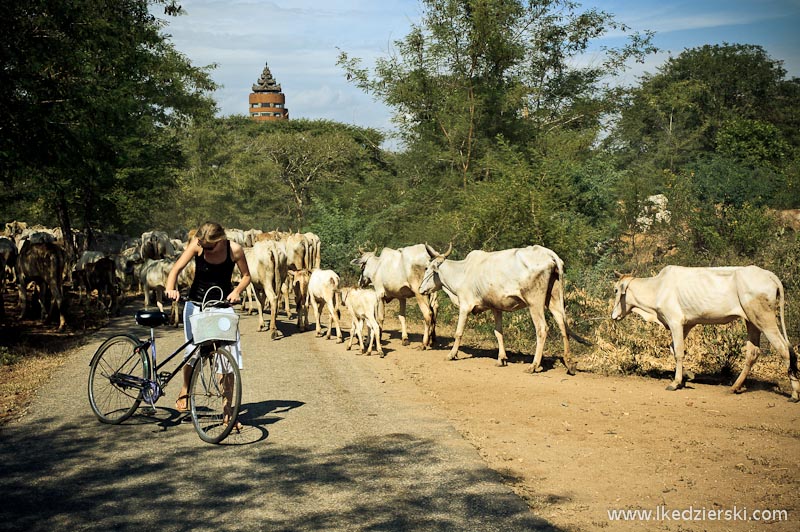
[1,220,798,401]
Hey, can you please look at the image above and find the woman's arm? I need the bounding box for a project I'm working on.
[165,238,199,300]
[229,242,251,302]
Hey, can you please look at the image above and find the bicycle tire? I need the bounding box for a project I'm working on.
[88,334,147,424]
[189,346,242,444]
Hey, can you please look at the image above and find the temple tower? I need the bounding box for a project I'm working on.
[249,63,288,121]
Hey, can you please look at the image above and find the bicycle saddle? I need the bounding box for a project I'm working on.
[135,310,170,327]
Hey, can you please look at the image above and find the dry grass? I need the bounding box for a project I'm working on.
[0,348,73,424]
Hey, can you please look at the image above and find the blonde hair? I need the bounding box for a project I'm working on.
[195,222,226,245]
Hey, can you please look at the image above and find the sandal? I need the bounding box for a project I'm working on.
[223,414,243,433]
[175,394,190,413]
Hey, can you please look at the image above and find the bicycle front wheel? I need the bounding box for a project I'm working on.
[190,347,242,444]
[88,334,147,424]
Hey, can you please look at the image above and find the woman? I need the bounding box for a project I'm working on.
[165,222,251,429]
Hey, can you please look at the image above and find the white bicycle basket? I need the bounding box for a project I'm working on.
[189,287,239,345]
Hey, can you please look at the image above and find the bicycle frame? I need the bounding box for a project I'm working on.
[137,326,200,406]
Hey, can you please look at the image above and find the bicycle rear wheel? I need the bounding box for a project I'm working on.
[88,334,147,424]
[189,346,242,444]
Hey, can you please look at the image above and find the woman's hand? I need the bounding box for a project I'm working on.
[166,289,180,301]
[226,291,241,303]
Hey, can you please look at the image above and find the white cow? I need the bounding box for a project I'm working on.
[612,265,800,401]
[341,287,383,356]
[351,244,438,349]
[420,244,584,374]
[240,240,287,339]
[139,258,179,325]
[306,269,343,342]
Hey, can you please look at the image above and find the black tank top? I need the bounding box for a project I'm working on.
[189,241,235,303]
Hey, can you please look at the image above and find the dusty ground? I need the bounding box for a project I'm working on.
[365,319,800,531]
[2,293,799,531]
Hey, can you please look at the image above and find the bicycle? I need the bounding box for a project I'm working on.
[87,295,242,444]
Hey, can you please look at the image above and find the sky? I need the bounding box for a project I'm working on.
[154,0,800,139]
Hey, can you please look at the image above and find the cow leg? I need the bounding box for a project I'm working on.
[16,277,27,319]
[356,318,367,353]
[547,296,576,376]
[731,321,762,394]
[49,280,65,332]
[413,293,433,350]
[492,309,508,367]
[377,298,387,342]
[398,298,409,346]
[666,323,687,391]
[312,300,324,337]
[170,300,179,327]
[526,305,548,373]
[447,309,469,361]
[282,279,292,318]
[753,320,799,402]
[326,299,343,343]
[266,287,280,340]
[429,292,438,345]
[346,318,357,351]
[369,317,384,357]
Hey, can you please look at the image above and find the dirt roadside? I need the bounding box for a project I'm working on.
[366,322,800,531]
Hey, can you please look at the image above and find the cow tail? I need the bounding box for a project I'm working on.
[774,275,798,377]
[551,249,592,347]
[271,248,282,300]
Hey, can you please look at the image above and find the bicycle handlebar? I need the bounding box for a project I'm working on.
[178,297,237,308]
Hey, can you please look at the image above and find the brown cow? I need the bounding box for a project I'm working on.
[16,242,67,331]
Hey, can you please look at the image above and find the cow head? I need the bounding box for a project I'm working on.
[611,274,635,320]
[420,243,452,295]
[351,246,378,287]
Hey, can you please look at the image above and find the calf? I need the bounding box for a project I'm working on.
[87,257,119,315]
[16,242,67,331]
[73,250,106,302]
[306,269,343,342]
[341,287,383,357]
[290,269,311,331]
[612,265,800,400]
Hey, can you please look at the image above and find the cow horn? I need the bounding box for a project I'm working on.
[424,243,438,258]
[442,242,453,258]
[358,245,365,254]
[613,270,623,279]
[372,245,377,254]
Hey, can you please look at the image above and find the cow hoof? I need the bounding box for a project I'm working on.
[495,360,507,367]
[666,383,680,391]
[731,386,746,394]
[379,353,386,358]
[336,338,344,344]
[788,396,799,403]
[684,370,696,382]
[446,353,458,361]
[566,366,577,376]
[402,338,410,346]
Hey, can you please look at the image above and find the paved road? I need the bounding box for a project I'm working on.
[0,305,559,531]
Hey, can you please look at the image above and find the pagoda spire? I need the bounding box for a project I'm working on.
[252,63,282,93]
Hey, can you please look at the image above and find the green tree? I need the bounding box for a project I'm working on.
[338,0,655,187]
[0,0,216,255]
